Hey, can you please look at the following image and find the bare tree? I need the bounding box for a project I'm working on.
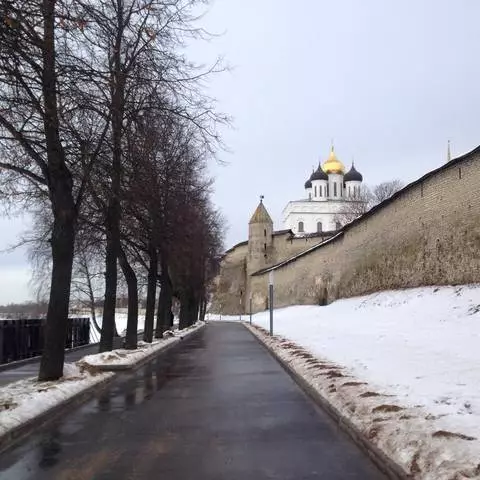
[335,180,404,226]
[0,0,108,380]
[371,180,404,205]
[334,186,372,225]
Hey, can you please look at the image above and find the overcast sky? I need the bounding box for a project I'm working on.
[1,0,480,303]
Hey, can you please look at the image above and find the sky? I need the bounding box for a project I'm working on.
[1,0,480,303]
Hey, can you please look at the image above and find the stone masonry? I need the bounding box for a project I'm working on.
[211,146,480,314]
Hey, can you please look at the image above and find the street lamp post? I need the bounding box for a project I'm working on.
[239,290,243,322]
[249,293,253,325]
[269,271,274,336]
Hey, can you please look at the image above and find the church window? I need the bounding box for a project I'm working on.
[317,221,322,232]
[264,229,266,236]
[314,186,317,197]
[334,183,337,197]
[326,184,329,197]
[319,186,322,197]
[264,243,267,251]
[298,221,304,233]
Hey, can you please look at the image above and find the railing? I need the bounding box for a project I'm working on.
[0,317,90,365]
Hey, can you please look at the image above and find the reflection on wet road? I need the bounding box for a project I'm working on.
[0,323,385,479]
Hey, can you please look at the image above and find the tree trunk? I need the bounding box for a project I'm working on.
[155,256,172,338]
[143,245,157,343]
[39,205,76,381]
[100,206,120,352]
[83,256,101,335]
[191,295,200,326]
[179,289,195,330]
[118,247,138,350]
[99,3,125,352]
[38,0,77,381]
[199,297,206,322]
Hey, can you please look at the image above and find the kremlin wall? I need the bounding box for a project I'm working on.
[210,145,480,314]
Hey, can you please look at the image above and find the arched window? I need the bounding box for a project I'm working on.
[333,183,337,197]
[319,185,322,197]
[314,186,317,197]
[298,221,304,233]
[317,221,322,232]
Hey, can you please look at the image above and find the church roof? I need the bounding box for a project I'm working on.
[311,163,328,181]
[322,146,345,174]
[249,199,273,224]
[344,163,363,182]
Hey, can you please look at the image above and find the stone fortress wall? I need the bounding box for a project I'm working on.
[249,147,480,312]
[211,146,480,314]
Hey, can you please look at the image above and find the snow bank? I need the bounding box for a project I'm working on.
[82,323,203,370]
[215,285,480,479]
[0,364,113,441]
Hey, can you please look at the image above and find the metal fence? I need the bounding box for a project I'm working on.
[0,317,90,365]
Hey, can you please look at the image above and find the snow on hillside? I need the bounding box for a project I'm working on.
[209,285,480,478]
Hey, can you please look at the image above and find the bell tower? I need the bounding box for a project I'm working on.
[248,196,274,275]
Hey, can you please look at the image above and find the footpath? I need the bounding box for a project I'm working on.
[0,323,385,480]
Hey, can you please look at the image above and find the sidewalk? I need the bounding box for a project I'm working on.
[0,323,385,479]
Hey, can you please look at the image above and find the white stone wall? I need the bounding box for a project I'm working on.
[328,173,344,199]
[282,200,348,233]
[310,179,328,201]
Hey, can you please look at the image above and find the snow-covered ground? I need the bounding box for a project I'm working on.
[209,285,480,479]
[82,324,202,370]
[0,364,114,442]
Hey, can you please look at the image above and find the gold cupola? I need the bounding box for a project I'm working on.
[322,146,345,175]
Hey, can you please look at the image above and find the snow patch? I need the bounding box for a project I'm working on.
[236,285,480,479]
[0,364,113,441]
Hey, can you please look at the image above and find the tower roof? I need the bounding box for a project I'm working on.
[249,197,273,224]
[322,146,345,174]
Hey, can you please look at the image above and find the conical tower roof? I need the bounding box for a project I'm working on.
[249,197,273,224]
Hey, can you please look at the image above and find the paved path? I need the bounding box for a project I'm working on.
[0,344,102,387]
[0,323,385,479]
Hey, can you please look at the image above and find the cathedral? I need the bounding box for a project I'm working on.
[283,146,364,234]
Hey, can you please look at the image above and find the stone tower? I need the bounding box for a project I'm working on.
[247,197,274,276]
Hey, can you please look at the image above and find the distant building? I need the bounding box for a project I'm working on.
[282,146,365,234]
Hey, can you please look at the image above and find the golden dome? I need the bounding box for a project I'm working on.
[322,146,345,174]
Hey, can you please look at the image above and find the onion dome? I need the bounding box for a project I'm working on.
[310,163,328,181]
[322,146,345,174]
[344,163,363,182]
[304,178,312,189]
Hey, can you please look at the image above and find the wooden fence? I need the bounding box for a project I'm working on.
[0,317,90,365]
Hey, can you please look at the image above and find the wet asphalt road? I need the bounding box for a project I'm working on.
[0,323,385,479]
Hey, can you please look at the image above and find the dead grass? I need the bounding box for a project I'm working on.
[432,430,476,441]
[372,404,404,414]
[359,391,382,398]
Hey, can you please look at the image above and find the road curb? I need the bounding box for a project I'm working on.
[244,323,412,480]
[87,325,204,371]
[0,324,205,455]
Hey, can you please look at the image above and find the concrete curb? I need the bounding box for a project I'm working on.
[244,323,412,480]
[85,326,204,371]
[0,324,205,455]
